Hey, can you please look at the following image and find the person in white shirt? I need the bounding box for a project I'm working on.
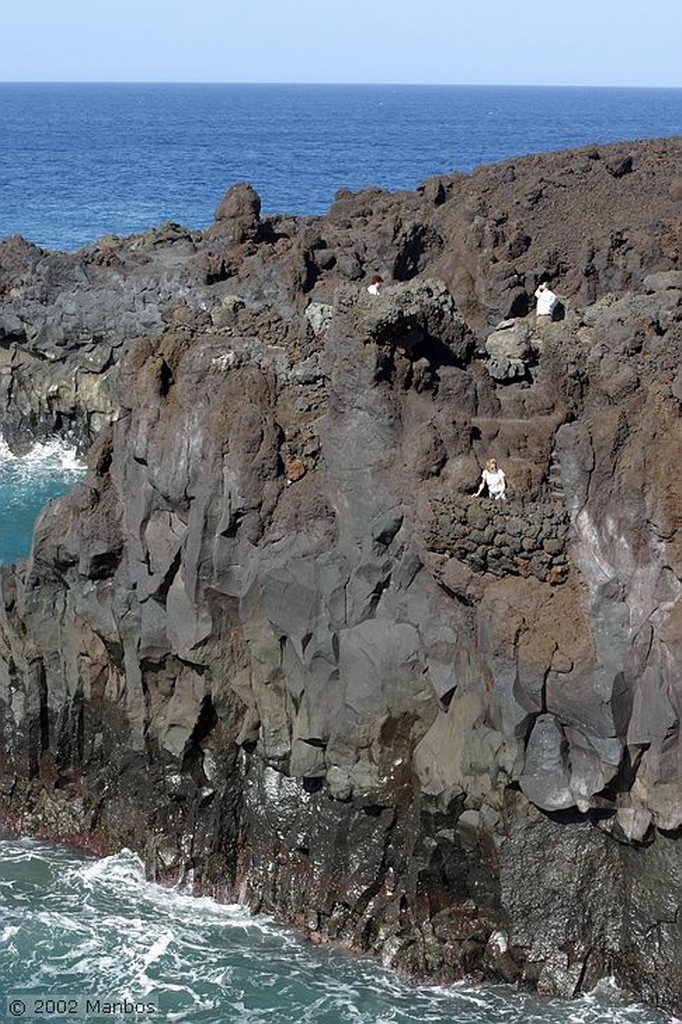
[534,281,558,319]
[475,458,507,500]
[367,274,384,296]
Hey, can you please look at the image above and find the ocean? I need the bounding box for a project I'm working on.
[1,83,681,1023]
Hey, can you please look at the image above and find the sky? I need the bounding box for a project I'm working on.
[2,0,681,88]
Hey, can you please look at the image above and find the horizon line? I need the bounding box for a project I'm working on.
[1,79,681,91]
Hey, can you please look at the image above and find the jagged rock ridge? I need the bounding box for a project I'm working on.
[0,139,680,1014]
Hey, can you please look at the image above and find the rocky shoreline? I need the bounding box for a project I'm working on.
[0,137,680,1014]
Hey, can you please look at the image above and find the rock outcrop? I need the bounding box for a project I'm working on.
[0,139,680,1015]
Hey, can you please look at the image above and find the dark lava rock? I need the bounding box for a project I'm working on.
[0,137,681,1016]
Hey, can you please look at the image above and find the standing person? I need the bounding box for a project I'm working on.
[534,281,558,319]
[475,458,507,500]
[367,274,384,296]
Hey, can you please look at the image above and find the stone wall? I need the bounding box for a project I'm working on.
[427,495,569,583]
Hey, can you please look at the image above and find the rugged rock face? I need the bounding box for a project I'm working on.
[0,139,681,1014]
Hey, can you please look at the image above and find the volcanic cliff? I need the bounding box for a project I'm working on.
[0,138,680,1013]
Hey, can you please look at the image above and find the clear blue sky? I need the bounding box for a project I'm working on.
[3,0,681,88]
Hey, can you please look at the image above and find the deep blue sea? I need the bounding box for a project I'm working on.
[1,83,681,251]
[1,84,680,1023]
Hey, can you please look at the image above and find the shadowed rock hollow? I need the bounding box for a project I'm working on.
[0,139,681,1014]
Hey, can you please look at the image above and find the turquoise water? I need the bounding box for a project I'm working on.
[0,440,85,566]
[0,838,670,1024]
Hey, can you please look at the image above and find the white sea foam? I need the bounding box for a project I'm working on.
[0,436,85,477]
[78,847,146,886]
[70,847,285,939]
[136,930,174,981]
